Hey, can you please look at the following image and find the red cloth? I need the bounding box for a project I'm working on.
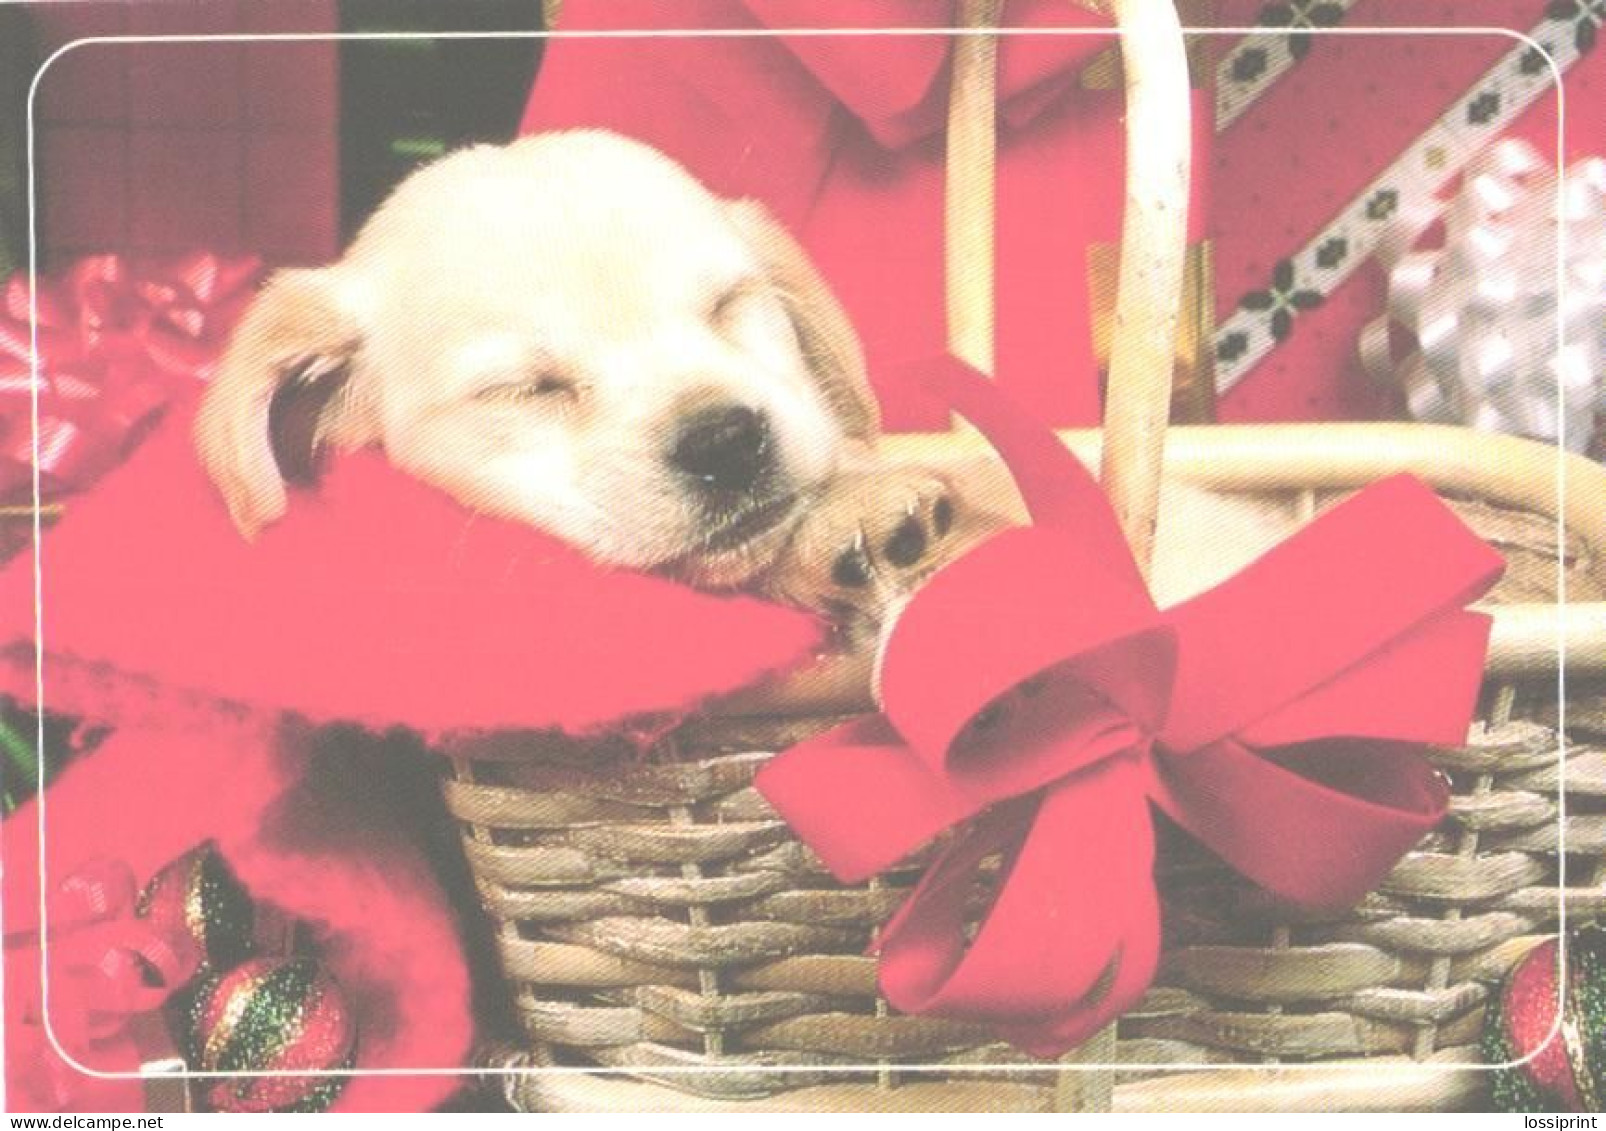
[522,0,1211,431]
[1,399,818,1111]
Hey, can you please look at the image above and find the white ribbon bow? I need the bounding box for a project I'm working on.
[1362,139,1606,452]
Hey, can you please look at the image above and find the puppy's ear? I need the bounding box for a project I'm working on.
[195,269,376,538]
[724,199,879,441]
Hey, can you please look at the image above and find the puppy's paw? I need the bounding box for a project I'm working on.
[764,465,1005,644]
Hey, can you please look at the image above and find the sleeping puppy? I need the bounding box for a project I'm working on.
[196,130,1275,642]
[196,129,990,634]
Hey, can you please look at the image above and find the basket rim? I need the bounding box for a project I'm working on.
[884,420,1606,678]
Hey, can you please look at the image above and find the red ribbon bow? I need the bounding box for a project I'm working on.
[4,859,200,1110]
[757,366,1504,1056]
[0,253,261,501]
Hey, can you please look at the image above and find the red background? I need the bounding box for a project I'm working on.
[28,1,339,267]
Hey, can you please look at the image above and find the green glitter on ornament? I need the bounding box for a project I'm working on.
[273,1052,356,1114]
[1569,926,1606,1104]
[1485,979,1552,1113]
[214,960,319,1076]
[189,958,355,1114]
[192,850,256,968]
[1484,926,1606,1112]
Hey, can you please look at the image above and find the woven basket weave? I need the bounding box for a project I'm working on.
[445,2,1606,1112]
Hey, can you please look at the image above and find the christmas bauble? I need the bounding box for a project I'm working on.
[1483,925,1606,1112]
[136,842,256,974]
[186,957,356,1113]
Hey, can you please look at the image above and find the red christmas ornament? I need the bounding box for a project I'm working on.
[1484,926,1606,1112]
[186,957,356,1113]
[136,842,257,975]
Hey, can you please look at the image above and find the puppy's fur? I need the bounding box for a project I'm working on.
[198,130,1282,633]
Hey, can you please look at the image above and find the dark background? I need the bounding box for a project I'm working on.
[337,0,543,239]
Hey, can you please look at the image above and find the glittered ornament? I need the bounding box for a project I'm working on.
[137,842,256,975]
[1482,925,1606,1112]
[186,957,356,1113]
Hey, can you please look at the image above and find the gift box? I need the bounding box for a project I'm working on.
[1209,0,1606,426]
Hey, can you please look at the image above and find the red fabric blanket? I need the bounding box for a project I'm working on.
[1,397,818,1111]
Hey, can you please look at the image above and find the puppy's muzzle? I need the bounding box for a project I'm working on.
[669,403,775,495]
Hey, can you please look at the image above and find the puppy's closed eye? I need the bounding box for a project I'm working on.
[708,278,763,320]
[473,372,579,405]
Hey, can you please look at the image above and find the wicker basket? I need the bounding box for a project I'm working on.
[443,2,1606,1112]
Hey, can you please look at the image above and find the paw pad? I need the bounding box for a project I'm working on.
[827,481,957,596]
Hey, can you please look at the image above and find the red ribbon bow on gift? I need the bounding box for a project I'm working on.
[4,859,200,1110]
[757,366,1505,1056]
[0,253,261,501]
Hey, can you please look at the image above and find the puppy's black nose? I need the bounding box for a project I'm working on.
[669,404,773,493]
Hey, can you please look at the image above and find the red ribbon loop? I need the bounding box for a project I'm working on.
[878,526,1173,785]
[757,365,1505,1055]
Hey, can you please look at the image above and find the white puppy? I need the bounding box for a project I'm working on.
[197,131,883,592]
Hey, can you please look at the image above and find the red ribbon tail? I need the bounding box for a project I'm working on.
[876,752,1159,1055]
[996,916,1161,1057]
[1239,609,1493,749]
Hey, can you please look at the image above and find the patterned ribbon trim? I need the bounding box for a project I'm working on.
[1215,2,1597,393]
[1216,0,1360,129]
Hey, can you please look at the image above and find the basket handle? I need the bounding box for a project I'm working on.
[945,0,1193,577]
